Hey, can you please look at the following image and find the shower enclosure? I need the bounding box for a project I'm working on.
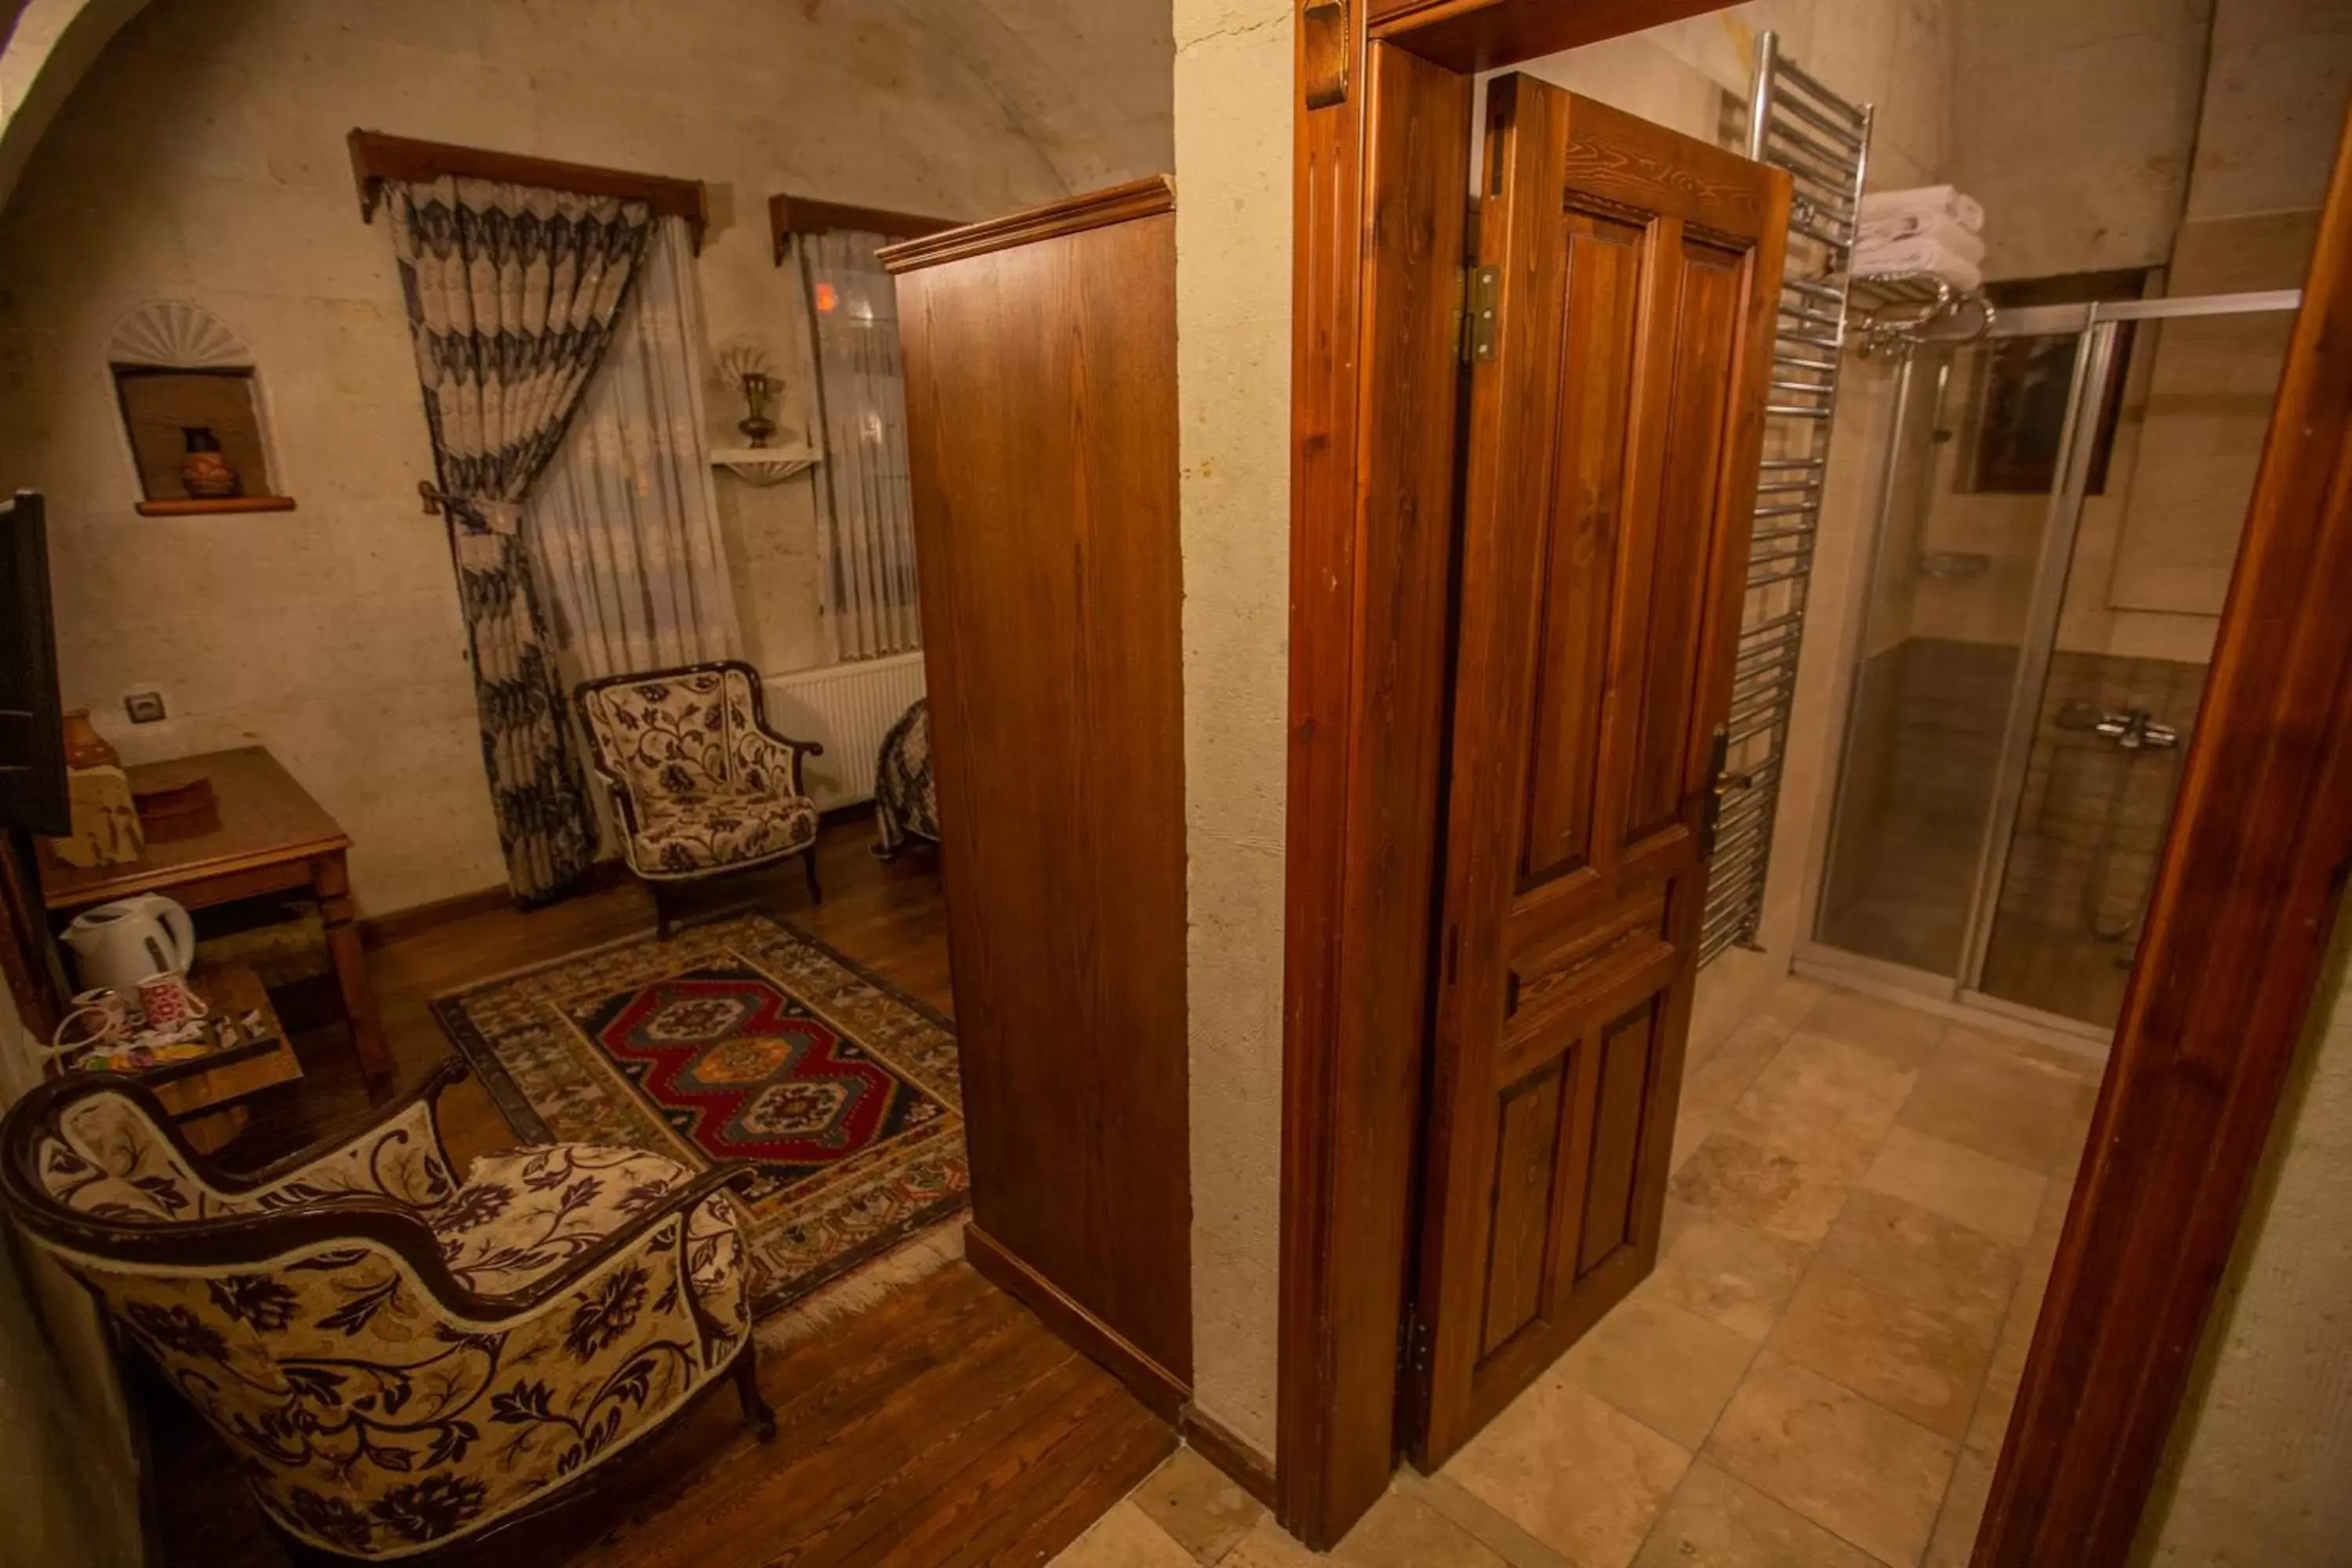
[1806,287,2303,1039]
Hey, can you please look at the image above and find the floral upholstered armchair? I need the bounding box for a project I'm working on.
[575,660,826,937]
[0,1061,773,1563]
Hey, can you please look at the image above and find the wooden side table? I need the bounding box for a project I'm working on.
[40,747,395,1096]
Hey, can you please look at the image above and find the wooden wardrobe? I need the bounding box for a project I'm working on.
[880,178,1189,1415]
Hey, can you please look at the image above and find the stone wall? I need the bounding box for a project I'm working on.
[0,0,1168,913]
[1174,0,1291,1467]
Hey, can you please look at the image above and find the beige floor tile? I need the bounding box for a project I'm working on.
[1925,1445,1995,1568]
[1704,1352,1957,1568]
[1670,1129,1873,1247]
[1133,1446,1266,1564]
[1632,1460,1886,1568]
[1795,988,1947,1071]
[1766,1262,1996,1439]
[1223,1514,1324,1567]
[1562,1290,1761,1448]
[1965,1305,2036,1455]
[2008,1192,2067,1327]
[1817,1189,2021,1334]
[1684,1015,1798,1122]
[1326,1490,1513,1567]
[1406,1472,1578,1566]
[1051,1499,1202,1567]
[1728,1033,1919,1156]
[1649,1212,1813,1341]
[1662,1194,1699,1254]
[1757,975,1834,1028]
[1940,1024,2107,1087]
[1895,1033,2092,1174]
[1860,1128,2045,1243]
[1443,1372,1692,1568]
[1674,1109,1720,1175]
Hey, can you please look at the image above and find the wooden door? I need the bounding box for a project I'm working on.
[1410,78,1789,1466]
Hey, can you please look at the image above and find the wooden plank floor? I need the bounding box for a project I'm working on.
[145,821,1174,1567]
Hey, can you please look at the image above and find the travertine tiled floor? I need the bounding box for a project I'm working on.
[1050,977,2102,1568]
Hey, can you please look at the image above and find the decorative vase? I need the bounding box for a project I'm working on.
[60,710,118,770]
[737,373,779,448]
[180,426,241,499]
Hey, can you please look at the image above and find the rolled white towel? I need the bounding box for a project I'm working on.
[1857,211,1985,265]
[1859,183,1985,235]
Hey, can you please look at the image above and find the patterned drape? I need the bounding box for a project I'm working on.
[390,176,656,904]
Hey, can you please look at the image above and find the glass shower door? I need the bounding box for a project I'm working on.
[1965,299,2301,1029]
[1812,321,2091,982]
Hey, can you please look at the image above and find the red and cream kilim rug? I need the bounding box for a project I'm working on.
[433,912,966,1318]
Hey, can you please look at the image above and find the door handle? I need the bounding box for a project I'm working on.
[1700,725,1750,856]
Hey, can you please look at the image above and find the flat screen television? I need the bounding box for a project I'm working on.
[0,491,67,836]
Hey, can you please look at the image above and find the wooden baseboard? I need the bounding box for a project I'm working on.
[1180,1403,1277,1509]
[358,859,633,949]
[964,1222,1189,1424]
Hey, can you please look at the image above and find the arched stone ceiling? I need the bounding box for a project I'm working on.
[0,0,1171,215]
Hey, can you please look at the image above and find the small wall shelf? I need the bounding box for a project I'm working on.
[134,495,299,517]
[710,445,820,486]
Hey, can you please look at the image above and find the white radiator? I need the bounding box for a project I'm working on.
[760,652,927,810]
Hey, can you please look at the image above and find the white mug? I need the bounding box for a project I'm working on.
[136,971,209,1032]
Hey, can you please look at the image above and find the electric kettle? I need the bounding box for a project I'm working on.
[62,894,197,995]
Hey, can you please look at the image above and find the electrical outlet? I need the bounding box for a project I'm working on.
[124,691,167,724]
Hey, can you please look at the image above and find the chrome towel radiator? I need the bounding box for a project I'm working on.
[1700,31,1872,964]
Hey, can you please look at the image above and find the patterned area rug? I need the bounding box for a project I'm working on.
[432,913,966,1319]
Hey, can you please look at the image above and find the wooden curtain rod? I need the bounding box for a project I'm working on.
[347,130,709,250]
[767,193,959,265]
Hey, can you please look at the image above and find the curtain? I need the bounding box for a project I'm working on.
[526,217,740,679]
[797,230,922,661]
[389,176,655,904]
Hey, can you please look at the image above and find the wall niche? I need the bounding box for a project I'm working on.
[104,302,295,517]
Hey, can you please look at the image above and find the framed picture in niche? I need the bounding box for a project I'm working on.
[103,301,296,516]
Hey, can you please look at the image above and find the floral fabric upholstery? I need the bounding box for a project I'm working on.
[576,662,822,883]
[430,1143,742,1325]
[635,791,821,877]
[37,1088,456,1222]
[873,698,938,856]
[14,1084,751,1561]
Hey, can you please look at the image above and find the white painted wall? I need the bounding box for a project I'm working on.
[1174,0,1291,1465]
[0,0,1169,914]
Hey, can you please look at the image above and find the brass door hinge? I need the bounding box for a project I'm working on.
[1462,265,1499,365]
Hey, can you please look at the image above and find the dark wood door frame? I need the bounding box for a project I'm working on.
[1283,0,2352,1555]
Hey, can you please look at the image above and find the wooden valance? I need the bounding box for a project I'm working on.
[347,130,709,250]
[767,193,958,266]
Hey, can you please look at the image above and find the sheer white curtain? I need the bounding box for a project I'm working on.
[799,230,921,661]
[528,216,740,678]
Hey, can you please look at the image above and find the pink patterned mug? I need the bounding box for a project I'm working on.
[136,971,209,1031]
